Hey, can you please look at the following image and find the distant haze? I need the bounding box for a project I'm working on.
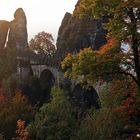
[0,0,77,42]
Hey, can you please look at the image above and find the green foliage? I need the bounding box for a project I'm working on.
[74,0,140,40]
[74,0,96,19]
[27,87,77,140]
[71,78,140,140]
[61,41,122,85]
[71,108,124,140]
[73,0,140,89]
[26,79,140,140]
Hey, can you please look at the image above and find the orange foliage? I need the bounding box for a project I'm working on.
[108,78,138,120]
[99,38,118,55]
[13,119,29,140]
[12,90,28,103]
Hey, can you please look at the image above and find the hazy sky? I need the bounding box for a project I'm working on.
[0,0,78,41]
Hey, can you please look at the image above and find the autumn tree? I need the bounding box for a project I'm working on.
[62,0,140,90]
[62,39,123,85]
[61,2,140,138]
[29,31,56,64]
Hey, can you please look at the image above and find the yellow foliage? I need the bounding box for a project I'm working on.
[61,53,73,70]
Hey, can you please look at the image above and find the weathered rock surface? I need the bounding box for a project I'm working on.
[0,20,9,49]
[7,8,28,48]
[56,11,107,62]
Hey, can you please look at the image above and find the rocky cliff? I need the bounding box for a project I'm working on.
[0,8,28,49]
[56,7,107,62]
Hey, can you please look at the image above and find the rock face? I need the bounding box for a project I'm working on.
[0,20,9,49]
[7,8,28,48]
[0,8,29,82]
[56,12,107,62]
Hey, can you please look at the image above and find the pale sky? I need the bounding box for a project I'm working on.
[0,0,78,42]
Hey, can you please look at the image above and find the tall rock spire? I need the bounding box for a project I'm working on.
[7,8,28,49]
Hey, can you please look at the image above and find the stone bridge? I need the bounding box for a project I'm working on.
[31,65,65,85]
[17,52,66,87]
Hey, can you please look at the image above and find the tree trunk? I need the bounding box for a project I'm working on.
[131,19,140,90]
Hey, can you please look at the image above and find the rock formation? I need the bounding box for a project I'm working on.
[7,8,28,49]
[56,11,107,63]
[0,8,28,49]
[0,8,30,82]
[55,1,104,111]
[0,20,9,49]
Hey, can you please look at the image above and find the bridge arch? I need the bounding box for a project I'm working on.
[39,69,55,91]
[30,65,65,86]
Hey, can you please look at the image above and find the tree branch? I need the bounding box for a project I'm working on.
[119,70,139,85]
